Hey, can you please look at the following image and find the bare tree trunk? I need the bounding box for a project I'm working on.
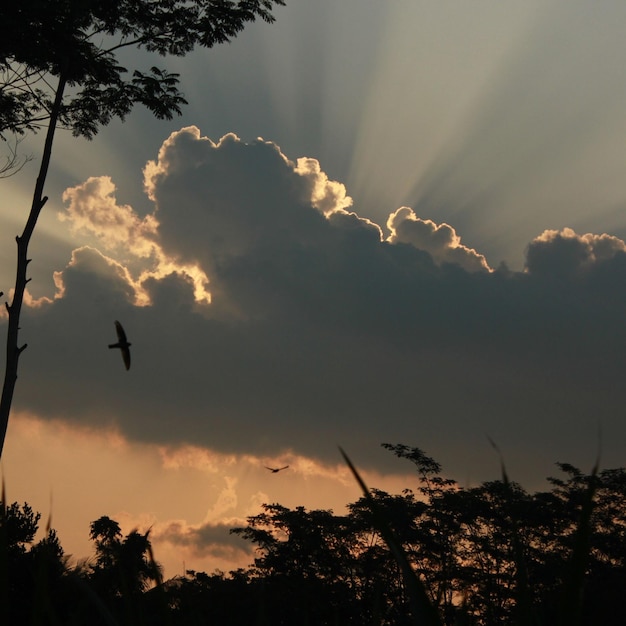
[0,73,67,458]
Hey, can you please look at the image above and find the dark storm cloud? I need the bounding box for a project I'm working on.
[6,128,626,483]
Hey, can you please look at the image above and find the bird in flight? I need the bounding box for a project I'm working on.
[265,465,289,473]
[109,320,131,370]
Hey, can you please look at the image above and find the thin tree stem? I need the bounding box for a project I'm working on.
[0,72,67,458]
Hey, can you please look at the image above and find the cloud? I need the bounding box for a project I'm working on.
[525,227,626,278]
[5,127,626,486]
[60,174,211,306]
[386,206,491,272]
[61,176,159,258]
[293,156,354,216]
[155,518,252,561]
[151,475,254,562]
[143,129,327,264]
[1,412,378,578]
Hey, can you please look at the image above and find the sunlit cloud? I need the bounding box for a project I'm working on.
[158,445,240,473]
[61,176,159,257]
[158,443,356,486]
[0,285,58,318]
[294,157,353,216]
[56,245,146,305]
[387,206,491,272]
[59,176,211,306]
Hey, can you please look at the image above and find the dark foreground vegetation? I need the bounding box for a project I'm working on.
[2,443,625,626]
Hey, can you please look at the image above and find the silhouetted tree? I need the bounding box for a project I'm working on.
[88,515,162,624]
[232,503,363,625]
[0,500,70,624]
[159,569,264,626]
[377,444,463,623]
[7,449,626,625]
[0,0,285,458]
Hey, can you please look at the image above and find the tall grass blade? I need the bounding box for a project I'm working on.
[31,492,57,626]
[487,437,536,626]
[339,446,443,626]
[557,456,599,626]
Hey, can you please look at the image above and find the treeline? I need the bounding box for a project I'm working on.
[2,443,626,625]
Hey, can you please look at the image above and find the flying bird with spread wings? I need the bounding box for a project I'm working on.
[109,320,131,370]
[265,465,289,473]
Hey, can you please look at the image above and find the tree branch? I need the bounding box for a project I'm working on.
[0,135,32,178]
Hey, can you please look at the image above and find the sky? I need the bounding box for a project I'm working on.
[2,0,626,578]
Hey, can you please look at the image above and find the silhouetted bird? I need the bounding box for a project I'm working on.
[265,465,289,473]
[109,320,131,370]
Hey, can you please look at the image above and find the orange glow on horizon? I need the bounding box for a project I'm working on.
[2,412,420,579]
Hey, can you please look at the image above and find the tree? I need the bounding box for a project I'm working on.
[89,515,162,595]
[88,515,163,625]
[0,500,69,624]
[231,503,363,625]
[348,489,433,625]
[0,0,285,457]
[162,569,261,626]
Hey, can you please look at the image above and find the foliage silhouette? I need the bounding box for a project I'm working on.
[89,515,163,625]
[0,500,69,624]
[340,446,444,626]
[3,443,626,625]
